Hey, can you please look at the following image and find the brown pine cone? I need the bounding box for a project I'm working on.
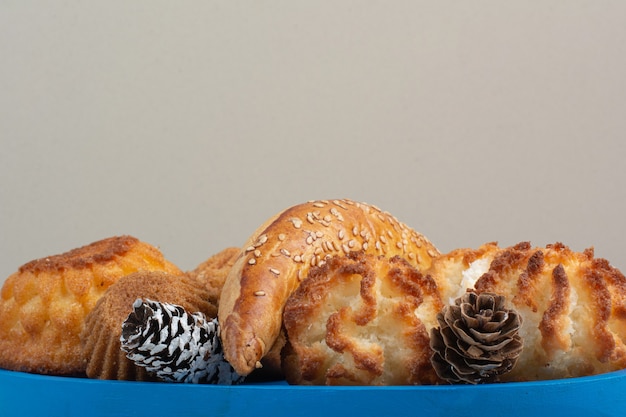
[430,291,523,384]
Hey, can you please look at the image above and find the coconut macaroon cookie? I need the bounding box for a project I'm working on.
[218,199,440,376]
[0,236,182,375]
[427,241,626,381]
[283,251,443,385]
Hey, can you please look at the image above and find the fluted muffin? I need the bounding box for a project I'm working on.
[80,271,217,380]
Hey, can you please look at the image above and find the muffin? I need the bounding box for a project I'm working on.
[187,247,240,307]
[0,236,181,375]
[80,271,217,380]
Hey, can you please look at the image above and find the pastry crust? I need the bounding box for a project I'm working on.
[283,251,443,385]
[218,199,440,376]
[428,241,626,381]
[0,236,181,375]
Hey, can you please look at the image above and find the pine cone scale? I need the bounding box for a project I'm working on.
[430,292,523,384]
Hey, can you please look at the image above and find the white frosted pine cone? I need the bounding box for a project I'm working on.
[120,298,243,384]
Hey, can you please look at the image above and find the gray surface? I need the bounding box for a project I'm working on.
[2,2,626,282]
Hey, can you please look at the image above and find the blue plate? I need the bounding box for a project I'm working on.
[1,368,625,417]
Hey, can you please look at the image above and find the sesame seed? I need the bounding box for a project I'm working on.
[294,255,302,262]
[313,202,326,208]
[297,270,303,281]
[348,239,356,248]
[248,258,256,265]
[315,231,323,238]
[387,230,393,238]
[338,229,345,240]
[281,248,290,256]
[306,213,315,224]
[270,268,280,275]
[254,234,268,247]
[314,247,323,255]
[306,235,314,245]
[363,242,369,250]
[254,291,266,296]
[245,246,255,252]
[278,233,286,241]
[380,235,387,244]
[254,249,261,257]
[291,218,303,229]
[311,256,317,266]
[320,220,331,227]
[330,207,345,221]
[352,226,359,236]
[396,242,402,249]
[342,243,350,253]
[428,249,438,258]
[375,241,382,251]
[408,252,416,260]
[323,215,331,222]
[333,200,347,210]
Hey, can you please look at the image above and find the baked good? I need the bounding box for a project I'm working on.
[218,199,440,376]
[0,236,181,375]
[187,247,240,307]
[283,251,443,385]
[81,271,216,380]
[426,242,501,305]
[427,241,626,381]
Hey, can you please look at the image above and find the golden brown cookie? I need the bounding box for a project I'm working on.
[283,251,443,385]
[0,236,181,375]
[428,241,626,381]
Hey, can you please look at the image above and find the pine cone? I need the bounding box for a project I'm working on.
[430,292,523,384]
[120,298,244,385]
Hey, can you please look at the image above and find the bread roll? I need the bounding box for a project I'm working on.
[218,199,440,376]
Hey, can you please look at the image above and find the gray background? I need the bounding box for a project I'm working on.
[2,1,625,284]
